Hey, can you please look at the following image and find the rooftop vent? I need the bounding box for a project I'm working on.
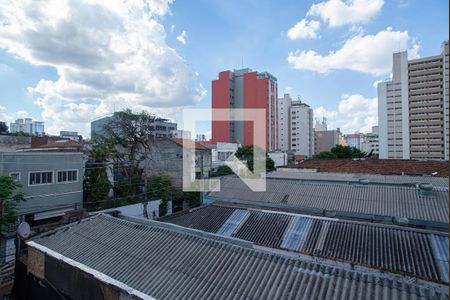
[358,179,370,185]
[418,183,433,195]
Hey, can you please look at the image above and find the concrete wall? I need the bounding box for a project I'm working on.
[0,152,84,218]
[144,139,212,188]
[0,135,31,152]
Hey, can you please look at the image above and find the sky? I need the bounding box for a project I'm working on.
[0,0,448,138]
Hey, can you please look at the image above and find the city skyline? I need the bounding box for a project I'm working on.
[0,0,448,137]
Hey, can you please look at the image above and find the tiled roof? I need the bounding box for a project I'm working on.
[284,159,449,177]
[162,204,450,284]
[28,214,448,300]
[206,177,449,228]
[170,138,208,150]
[34,139,82,149]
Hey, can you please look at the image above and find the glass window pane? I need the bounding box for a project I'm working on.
[36,173,41,184]
[42,173,47,184]
[63,171,67,182]
[73,171,77,181]
[68,171,72,181]
[58,171,62,182]
[30,173,35,185]
[48,172,52,183]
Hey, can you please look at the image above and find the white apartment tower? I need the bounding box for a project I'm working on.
[378,41,449,160]
[277,94,314,157]
[277,94,292,151]
[290,100,314,157]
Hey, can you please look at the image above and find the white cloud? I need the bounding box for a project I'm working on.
[314,94,377,133]
[287,19,320,40]
[0,0,205,136]
[176,30,187,44]
[307,0,384,27]
[170,24,175,32]
[287,27,419,75]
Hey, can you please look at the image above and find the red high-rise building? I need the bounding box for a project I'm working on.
[211,68,278,151]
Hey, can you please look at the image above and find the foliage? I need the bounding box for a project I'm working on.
[0,176,25,234]
[235,145,276,172]
[0,122,8,134]
[211,165,234,177]
[312,151,338,159]
[93,109,158,196]
[83,143,113,210]
[312,145,367,159]
[331,144,367,158]
[147,175,173,216]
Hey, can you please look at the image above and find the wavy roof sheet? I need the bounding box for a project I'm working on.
[29,214,448,300]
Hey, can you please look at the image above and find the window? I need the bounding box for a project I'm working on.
[29,171,53,186]
[57,170,78,183]
[9,172,20,182]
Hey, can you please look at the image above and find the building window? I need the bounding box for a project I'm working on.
[57,170,78,183]
[29,171,53,186]
[9,172,20,182]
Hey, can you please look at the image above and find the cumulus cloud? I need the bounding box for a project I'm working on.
[287,19,320,40]
[176,30,187,44]
[307,0,384,27]
[287,27,419,76]
[314,94,377,133]
[0,0,205,136]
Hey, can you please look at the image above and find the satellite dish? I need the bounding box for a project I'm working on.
[17,222,31,239]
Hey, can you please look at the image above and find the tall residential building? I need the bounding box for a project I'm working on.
[91,113,177,139]
[290,100,314,157]
[277,94,291,151]
[9,118,45,135]
[344,133,364,149]
[378,41,449,160]
[211,68,278,151]
[361,126,379,156]
[314,119,343,153]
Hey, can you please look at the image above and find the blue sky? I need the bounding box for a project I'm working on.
[0,0,448,137]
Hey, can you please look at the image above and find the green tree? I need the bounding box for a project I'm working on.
[312,145,367,159]
[0,176,25,234]
[147,175,173,216]
[235,145,276,172]
[330,145,367,159]
[83,142,113,210]
[312,151,338,159]
[211,165,234,177]
[93,109,159,196]
[0,122,8,134]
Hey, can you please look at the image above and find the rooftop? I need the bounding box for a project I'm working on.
[283,159,449,177]
[169,138,208,150]
[28,214,448,300]
[268,170,449,189]
[161,204,449,283]
[206,176,449,229]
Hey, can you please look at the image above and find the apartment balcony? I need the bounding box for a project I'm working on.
[408,74,442,83]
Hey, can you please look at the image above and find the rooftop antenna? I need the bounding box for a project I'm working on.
[241,56,244,69]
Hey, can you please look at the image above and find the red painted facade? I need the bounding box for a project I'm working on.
[212,69,277,151]
[211,71,230,143]
[243,72,268,149]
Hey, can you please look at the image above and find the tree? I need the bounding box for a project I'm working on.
[93,109,158,197]
[0,176,25,234]
[211,165,234,177]
[313,151,337,159]
[147,175,173,216]
[330,145,367,159]
[235,145,276,172]
[83,142,114,210]
[312,145,367,159]
[0,122,8,134]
